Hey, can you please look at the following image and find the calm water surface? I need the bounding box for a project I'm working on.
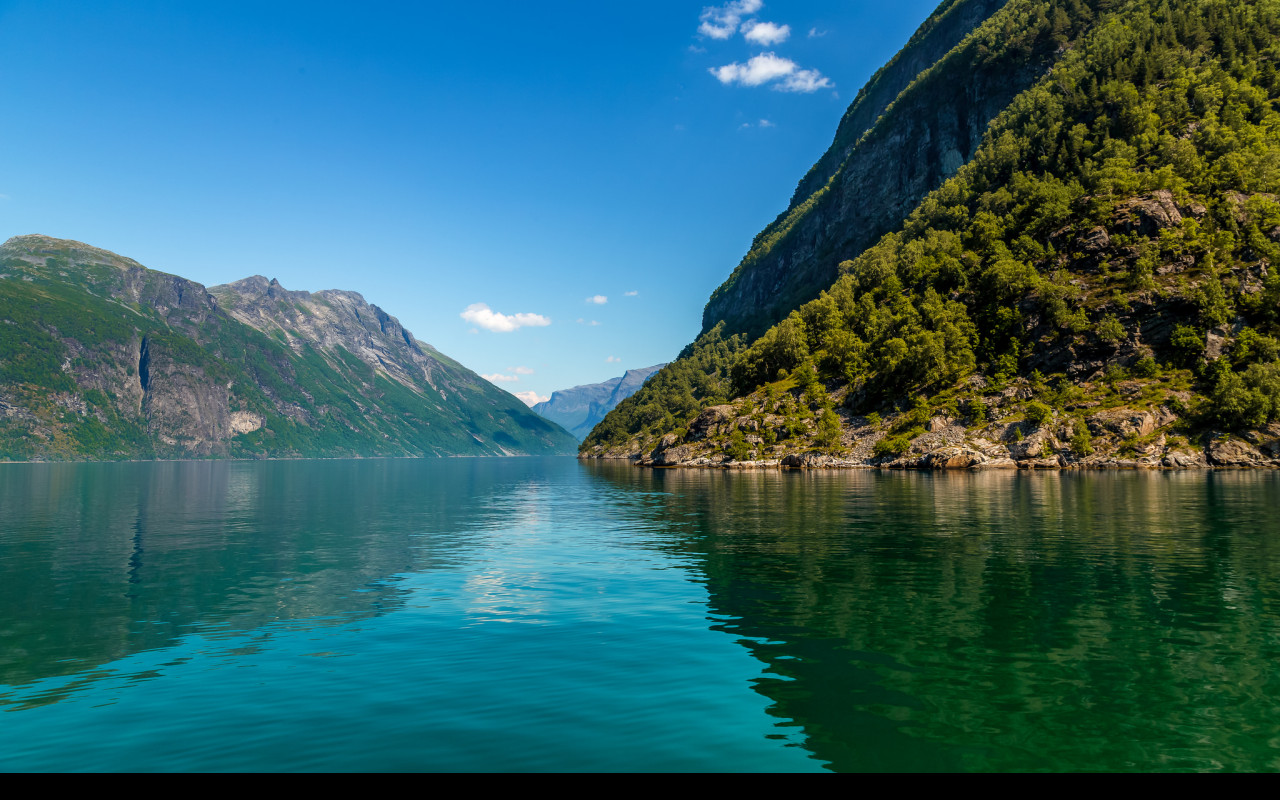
[0,458,1277,771]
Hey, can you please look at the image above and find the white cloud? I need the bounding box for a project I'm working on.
[624,290,639,296]
[759,119,775,128]
[709,51,832,93]
[710,52,796,87]
[808,27,827,38]
[778,68,833,93]
[586,295,608,304]
[509,366,535,375]
[742,20,790,45]
[606,355,621,363]
[459,303,551,333]
[698,0,764,39]
[515,391,549,407]
[589,320,601,326]
[483,373,520,383]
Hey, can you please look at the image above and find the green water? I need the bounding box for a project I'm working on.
[0,459,1277,771]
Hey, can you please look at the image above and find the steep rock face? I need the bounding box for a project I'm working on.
[212,277,440,393]
[787,0,1009,209]
[0,235,576,460]
[533,364,666,440]
[703,0,1054,340]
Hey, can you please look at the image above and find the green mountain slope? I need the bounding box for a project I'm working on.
[585,0,1280,469]
[0,235,576,460]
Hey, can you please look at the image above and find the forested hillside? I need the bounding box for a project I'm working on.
[0,235,576,460]
[584,0,1280,469]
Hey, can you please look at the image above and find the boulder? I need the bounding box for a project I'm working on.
[1117,190,1183,236]
[1207,435,1273,467]
[1162,449,1208,469]
[781,452,837,468]
[688,405,735,440]
[1007,428,1059,461]
[1087,409,1156,438]
[975,457,1019,470]
[1080,226,1111,252]
[920,447,987,469]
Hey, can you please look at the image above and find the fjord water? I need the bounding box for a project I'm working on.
[1,461,1278,772]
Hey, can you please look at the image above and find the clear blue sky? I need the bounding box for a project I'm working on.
[0,0,939,403]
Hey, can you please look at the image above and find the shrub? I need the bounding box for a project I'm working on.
[965,397,988,423]
[1169,324,1204,367]
[1098,314,1126,343]
[1132,356,1159,378]
[1208,362,1280,429]
[873,433,916,458]
[1024,401,1053,428]
[1070,421,1093,456]
[815,408,842,448]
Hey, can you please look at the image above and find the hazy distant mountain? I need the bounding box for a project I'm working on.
[0,234,576,460]
[533,364,666,440]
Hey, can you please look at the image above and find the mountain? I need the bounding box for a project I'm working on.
[583,0,1280,469]
[0,235,577,460]
[532,364,666,440]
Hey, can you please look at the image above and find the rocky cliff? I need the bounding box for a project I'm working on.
[703,0,1035,339]
[0,235,577,460]
[532,364,666,440]
[584,0,1280,470]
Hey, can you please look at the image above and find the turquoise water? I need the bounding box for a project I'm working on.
[1,459,1278,771]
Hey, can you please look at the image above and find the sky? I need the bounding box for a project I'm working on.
[0,0,940,405]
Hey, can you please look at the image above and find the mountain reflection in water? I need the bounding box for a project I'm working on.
[585,465,1280,772]
[1,459,1278,771]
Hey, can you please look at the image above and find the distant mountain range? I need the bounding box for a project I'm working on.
[0,235,577,460]
[533,364,666,440]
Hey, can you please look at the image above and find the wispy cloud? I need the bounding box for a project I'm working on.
[577,318,601,326]
[482,373,520,383]
[698,0,763,39]
[780,69,832,93]
[509,366,535,375]
[515,390,549,407]
[742,20,789,45]
[808,27,828,38]
[606,356,621,363]
[586,295,608,305]
[740,118,776,129]
[624,290,639,297]
[460,303,551,333]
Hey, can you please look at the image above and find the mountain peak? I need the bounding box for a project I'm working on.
[1,234,146,272]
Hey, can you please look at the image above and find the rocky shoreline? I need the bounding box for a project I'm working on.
[580,401,1280,471]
